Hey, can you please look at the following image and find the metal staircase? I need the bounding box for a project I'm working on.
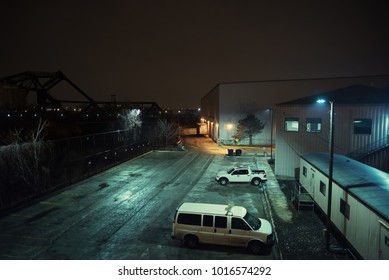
[348,135,389,162]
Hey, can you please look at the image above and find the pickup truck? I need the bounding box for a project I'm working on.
[215,166,267,186]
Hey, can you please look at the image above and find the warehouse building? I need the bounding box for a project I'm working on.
[275,85,389,177]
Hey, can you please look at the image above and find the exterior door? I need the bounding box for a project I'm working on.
[379,222,389,260]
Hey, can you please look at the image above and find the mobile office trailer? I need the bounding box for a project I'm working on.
[299,152,389,259]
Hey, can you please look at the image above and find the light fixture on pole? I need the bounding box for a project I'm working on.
[317,98,334,250]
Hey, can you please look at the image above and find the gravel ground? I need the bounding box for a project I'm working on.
[273,179,351,260]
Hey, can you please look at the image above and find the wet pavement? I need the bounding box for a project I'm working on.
[182,135,351,260]
[0,134,351,260]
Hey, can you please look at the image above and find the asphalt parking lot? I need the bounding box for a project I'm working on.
[182,135,351,260]
[0,134,350,260]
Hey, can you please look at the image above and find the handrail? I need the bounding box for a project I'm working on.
[348,135,389,160]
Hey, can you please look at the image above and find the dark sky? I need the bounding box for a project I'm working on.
[1,0,389,109]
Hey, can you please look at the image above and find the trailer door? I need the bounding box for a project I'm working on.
[379,222,389,260]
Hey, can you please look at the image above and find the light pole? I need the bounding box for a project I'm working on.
[317,99,334,250]
[270,108,274,160]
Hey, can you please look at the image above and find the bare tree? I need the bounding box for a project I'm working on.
[157,119,179,147]
[120,109,142,129]
[120,109,142,142]
[0,118,51,192]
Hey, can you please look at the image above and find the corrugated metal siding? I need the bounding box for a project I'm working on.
[200,86,220,141]
[275,104,389,177]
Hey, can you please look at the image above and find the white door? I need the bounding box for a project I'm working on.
[379,223,389,260]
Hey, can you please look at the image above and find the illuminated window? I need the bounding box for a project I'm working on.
[354,118,372,134]
[320,181,326,196]
[340,199,350,219]
[306,118,321,132]
[285,117,299,132]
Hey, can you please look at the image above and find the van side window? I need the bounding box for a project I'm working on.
[177,213,201,225]
[203,215,213,227]
[232,218,250,230]
[215,216,227,228]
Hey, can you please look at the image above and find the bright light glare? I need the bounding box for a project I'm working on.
[316,99,326,104]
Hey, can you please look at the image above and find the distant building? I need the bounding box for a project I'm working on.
[275,85,389,177]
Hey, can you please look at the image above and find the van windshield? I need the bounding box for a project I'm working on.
[243,212,261,230]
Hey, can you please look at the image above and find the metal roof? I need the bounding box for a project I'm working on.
[278,85,389,105]
[301,152,389,221]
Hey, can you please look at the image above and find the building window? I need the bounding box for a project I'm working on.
[306,118,321,132]
[354,118,372,134]
[303,166,307,177]
[285,117,299,132]
[320,181,326,196]
[340,199,350,219]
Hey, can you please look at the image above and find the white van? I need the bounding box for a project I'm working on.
[171,202,274,254]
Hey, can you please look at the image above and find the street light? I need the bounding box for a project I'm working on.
[316,98,334,250]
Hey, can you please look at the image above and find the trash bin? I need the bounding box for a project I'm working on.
[235,149,242,156]
[227,149,234,156]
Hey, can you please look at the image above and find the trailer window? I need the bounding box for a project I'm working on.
[303,166,307,177]
[320,181,326,196]
[340,199,350,219]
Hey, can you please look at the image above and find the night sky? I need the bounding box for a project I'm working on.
[1,0,389,109]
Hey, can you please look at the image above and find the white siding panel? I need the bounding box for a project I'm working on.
[367,213,380,259]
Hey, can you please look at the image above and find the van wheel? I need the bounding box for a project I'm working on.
[184,235,199,249]
[251,178,261,186]
[248,240,263,254]
[219,178,228,185]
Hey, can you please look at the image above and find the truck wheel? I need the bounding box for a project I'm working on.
[248,240,263,254]
[219,178,228,185]
[251,178,261,186]
[184,234,199,249]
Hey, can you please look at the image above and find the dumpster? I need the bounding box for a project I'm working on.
[235,149,242,156]
[227,149,234,156]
